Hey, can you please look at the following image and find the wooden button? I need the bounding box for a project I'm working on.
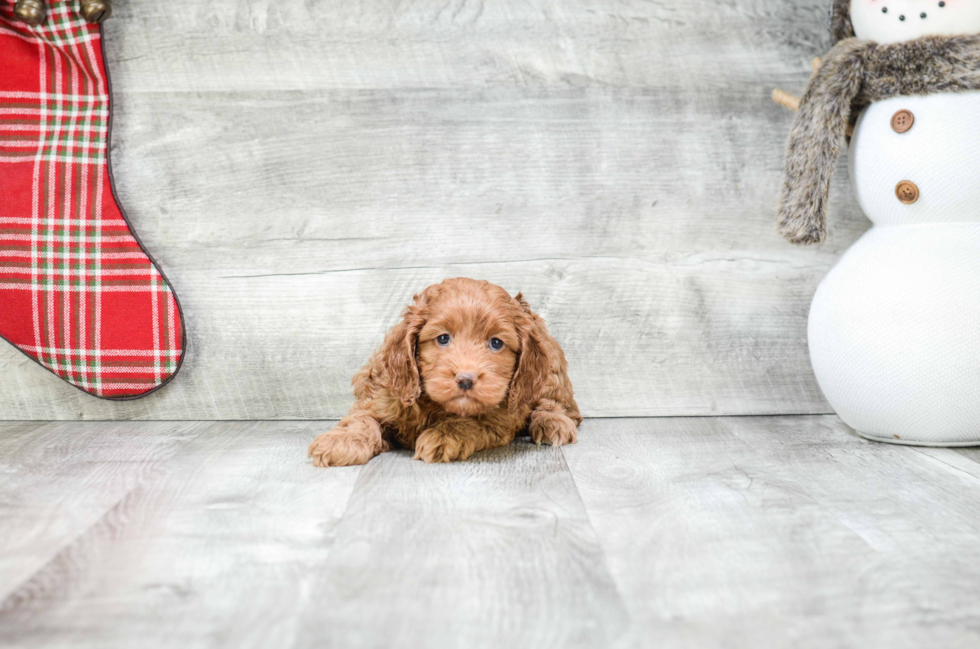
[891,109,914,133]
[896,180,919,204]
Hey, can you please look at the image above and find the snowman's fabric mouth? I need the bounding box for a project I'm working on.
[777,34,980,245]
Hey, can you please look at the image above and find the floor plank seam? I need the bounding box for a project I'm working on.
[557,444,635,640]
[0,480,150,613]
[910,448,980,485]
[720,417,886,555]
[0,423,210,607]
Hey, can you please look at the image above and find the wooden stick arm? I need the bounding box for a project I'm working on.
[772,58,822,112]
[772,88,800,111]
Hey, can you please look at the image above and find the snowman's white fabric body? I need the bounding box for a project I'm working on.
[810,93,980,444]
[805,3,980,445]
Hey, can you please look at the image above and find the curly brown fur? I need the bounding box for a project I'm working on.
[308,278,581,466]
[778,33,980,244]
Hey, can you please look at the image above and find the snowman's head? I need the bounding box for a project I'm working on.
[833,0,980,43]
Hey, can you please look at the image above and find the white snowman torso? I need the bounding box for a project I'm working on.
[808,91,980,444]
[850,93,980,225]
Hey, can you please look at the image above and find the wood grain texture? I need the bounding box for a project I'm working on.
[563,417,980,648]
[0,421,361,648]
[6,418,980,647]
[0,421,627,648]
[0,421,205,602]
[0,0,869,419]
[296,443,629,648]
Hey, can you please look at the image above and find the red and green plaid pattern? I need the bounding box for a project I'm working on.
[0,0,184,398]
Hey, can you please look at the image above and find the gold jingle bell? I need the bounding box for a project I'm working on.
[14,0,47,25]
[79,0,112,24]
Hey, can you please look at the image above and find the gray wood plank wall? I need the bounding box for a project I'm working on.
[0,0,866,419]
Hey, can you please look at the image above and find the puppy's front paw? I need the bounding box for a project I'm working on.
[529,411,578,446]
[308,418,384,467]
[413,429,474,464]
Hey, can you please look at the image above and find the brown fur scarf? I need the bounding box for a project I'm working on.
[777,34,980,244]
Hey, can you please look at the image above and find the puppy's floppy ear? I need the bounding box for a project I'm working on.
[380,289,431,406]
[508,293,552,412]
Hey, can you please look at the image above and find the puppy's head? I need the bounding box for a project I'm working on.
[380,278,550,417]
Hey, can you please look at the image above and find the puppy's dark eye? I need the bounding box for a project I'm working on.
[436,334,451,346]
[489,338,505,351]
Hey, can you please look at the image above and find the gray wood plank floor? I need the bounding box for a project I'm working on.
[0,0,861,420]
[3,417,980,648]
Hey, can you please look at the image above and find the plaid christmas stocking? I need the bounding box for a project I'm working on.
[0,0,185,399]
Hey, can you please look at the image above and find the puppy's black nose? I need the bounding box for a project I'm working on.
[455,373,476,391]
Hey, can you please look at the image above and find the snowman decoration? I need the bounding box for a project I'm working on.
[775,0,980,445]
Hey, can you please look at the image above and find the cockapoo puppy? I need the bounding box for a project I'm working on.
[309,278,581,465]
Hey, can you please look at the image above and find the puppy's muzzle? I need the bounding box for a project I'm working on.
[455,372,477,391]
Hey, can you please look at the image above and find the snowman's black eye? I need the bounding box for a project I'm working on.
[940,2,946,7]
[921,12,927,18]
[882,6,888,13]
[436,334,451,346]
[899,14,906,21]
